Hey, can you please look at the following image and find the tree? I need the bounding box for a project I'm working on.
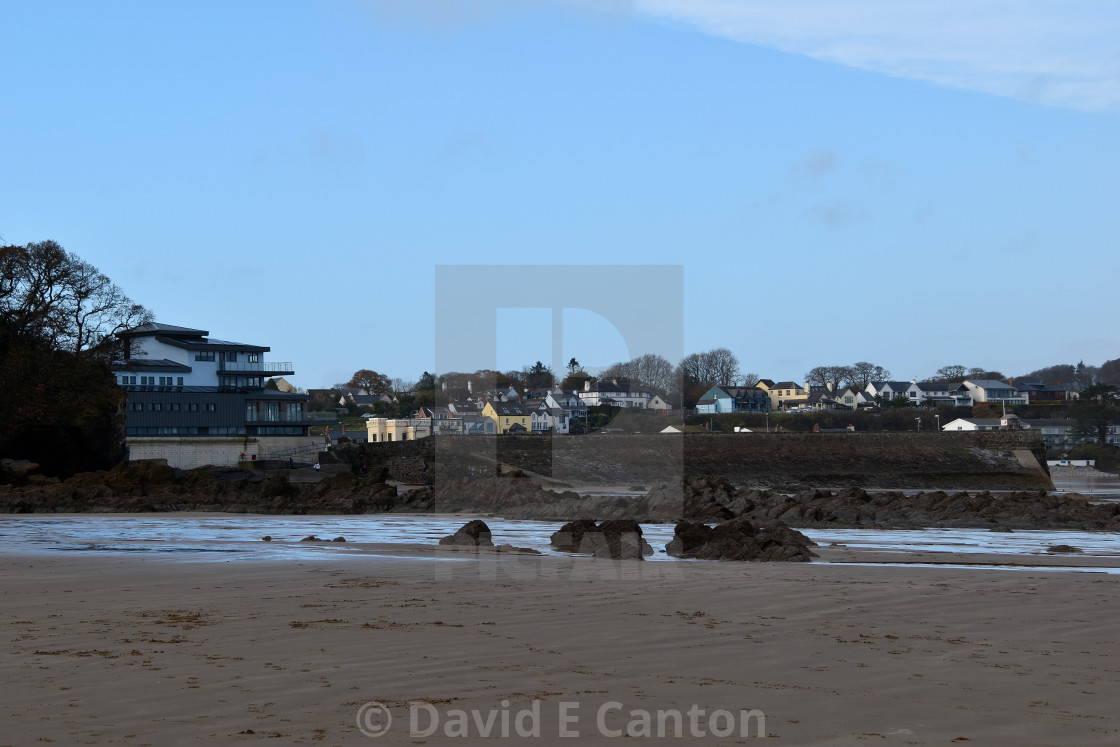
[1,240,152,356]
[1076,360,1099,387]
[889,394,913,408]
[1071,383,1120,444]
[804,365,857,390]
[1096,358,1120,386]
[391,377,416,395]
[934,365,968,382]
[674,348,741,407]
[346,369,391,395]
[598,353,675,395]
[1022,363,1076,386]
[967,367,1006,381]
[567,357,580,374]
[522,361,553,390]
[679,348,740,388]
[560,370,592,391]
[849,361,891,389]
[0,240,151,477]
[416,371,437,391]
[705,348,741,387]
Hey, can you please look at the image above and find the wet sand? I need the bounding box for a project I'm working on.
[3,550,1119,745]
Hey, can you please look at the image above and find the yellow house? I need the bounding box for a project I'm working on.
[366,417,432,443]
[759,380,810,411]
[481,401,530,434]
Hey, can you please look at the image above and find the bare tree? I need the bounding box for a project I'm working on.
[804,364,856,390]
[600,353,675,394]
[674,348,741,406]
[705,348,741,387]
[934,365,968,382]
[391,377,417,395]
[849,362,891,389]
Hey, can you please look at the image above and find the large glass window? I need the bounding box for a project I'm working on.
[265,402,279,421]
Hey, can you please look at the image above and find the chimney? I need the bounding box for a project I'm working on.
[584,379,591,392]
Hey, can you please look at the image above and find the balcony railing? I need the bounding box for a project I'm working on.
[219,361,294,373]
[247,412,310,423]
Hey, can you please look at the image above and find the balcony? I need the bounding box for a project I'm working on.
[219,361,295,375]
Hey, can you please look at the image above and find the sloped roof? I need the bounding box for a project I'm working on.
[120,322,208,337]
[966,379,1016,389]
[487,402,527,416]
[112,358,191,372]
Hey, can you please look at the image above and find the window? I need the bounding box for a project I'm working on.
[133,402,143,411]
[188,403,199,412]
[246,403,258,421]
[207,403,216,412]
[248,353,259,363]
[265,402,279,421]
[170,403,180,412]
[177,377,184,386]
[149,403,161,411]
[286,402,303,420]
[195,351,215,362]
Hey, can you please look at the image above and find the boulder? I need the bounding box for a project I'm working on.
[666,516,816,562]
[439,519,494,547]
[550,519,653,559]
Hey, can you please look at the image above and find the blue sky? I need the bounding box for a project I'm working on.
[3,1,1119,388]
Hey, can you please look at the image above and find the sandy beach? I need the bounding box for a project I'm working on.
[3,545,1119,746]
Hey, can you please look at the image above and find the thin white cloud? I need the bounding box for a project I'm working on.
[627,0,1120,111]
[794,149,838,178]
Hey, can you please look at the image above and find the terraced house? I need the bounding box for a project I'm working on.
[112,323,317,468]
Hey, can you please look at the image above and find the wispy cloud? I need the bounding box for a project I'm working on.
[626,0,1120,111]
[794,149,838,178]
[803,200,867,227]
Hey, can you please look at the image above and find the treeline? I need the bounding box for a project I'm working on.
[0,240,151,478]
[336,348,1120,416]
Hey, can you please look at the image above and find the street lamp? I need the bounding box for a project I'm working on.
[915,416,922,431]
[935,414,940,432]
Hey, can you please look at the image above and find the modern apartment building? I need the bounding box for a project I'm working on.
[112,323,317,468]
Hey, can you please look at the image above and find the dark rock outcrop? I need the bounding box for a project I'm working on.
[665,517,816,562]
[0,461,401,514]
[550,519,653,559]
[439,519,494,547]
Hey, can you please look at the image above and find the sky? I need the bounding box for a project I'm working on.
[3,0,1119,389]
